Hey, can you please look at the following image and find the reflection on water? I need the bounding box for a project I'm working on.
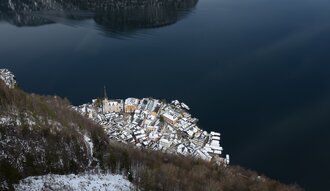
[0,0,198,37]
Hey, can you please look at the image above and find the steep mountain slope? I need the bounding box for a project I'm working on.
[0,79,105,190]
[0,72,302,191]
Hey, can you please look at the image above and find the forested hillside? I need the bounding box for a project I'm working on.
[0,79,302,191]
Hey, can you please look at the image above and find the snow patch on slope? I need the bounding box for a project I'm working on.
[83,134,94,166]
[0,68,16,88]
[14,173,134,191]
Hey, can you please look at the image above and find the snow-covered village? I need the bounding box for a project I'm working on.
[0,68,229,164]
[73,90,230,165]
[0,69,304,191]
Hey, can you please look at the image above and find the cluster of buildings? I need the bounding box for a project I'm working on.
[0,68,230,165]
[74,96,230,165]
[0,69,16,88]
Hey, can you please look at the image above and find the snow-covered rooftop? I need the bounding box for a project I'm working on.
[125,98,140,105]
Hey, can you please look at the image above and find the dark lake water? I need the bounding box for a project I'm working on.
[1,0,330,190]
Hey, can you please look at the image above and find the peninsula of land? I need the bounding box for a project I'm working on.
[74,95,230,164]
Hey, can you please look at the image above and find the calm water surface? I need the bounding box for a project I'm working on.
[1,0,330,190]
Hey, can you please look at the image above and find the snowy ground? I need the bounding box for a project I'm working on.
[14,173,135,191]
